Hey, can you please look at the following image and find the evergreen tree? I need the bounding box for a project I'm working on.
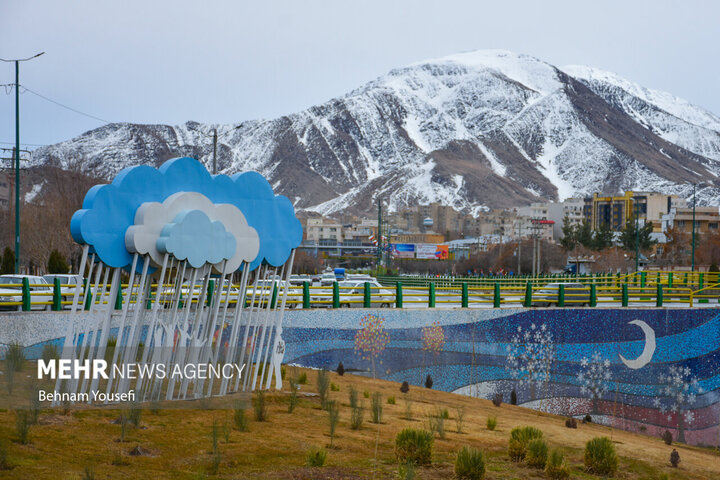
[1,247,14,274]
[592,221,614,251]
[47,249,69,274]
[559,216,577,251]
[576,220,594,249]
[620,217,657,253]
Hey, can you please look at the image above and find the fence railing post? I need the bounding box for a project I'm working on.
[668,272,673,288]
[461,282,468,308]
[270,283,278,309]
[52,278,62,311]
[332,281,340,309]
[21,277,31,311]
[206,279,215,308]
[302,281,310,309]
[395,282,403,309]
[493,282,500,308]
[428,282,435,308]
[364,282,372,308]
[558,284,565,307]
[523,281,532,308]
[115,282,123,310]
[622,284,628,307]
[590,284,597,307]
[656,284,663,307]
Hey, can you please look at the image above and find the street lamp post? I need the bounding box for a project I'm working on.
[635,200,639,273]
[1,52,44,273]
[691,183,697,273]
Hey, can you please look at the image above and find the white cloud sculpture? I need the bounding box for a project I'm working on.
[125,191,260,271]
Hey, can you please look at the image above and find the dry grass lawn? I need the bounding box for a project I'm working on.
[0,367,718,479]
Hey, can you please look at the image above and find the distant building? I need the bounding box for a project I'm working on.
[583,191,685,231]
[546,198,584,241]
[305,218,344,245]
[0,173,10,208]
[661,207,720,234]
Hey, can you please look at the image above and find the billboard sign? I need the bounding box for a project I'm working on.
[391,243,415,258]
[416,244,437,259]
[435,244,449,260]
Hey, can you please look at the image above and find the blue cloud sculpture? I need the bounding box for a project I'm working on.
[157,210,236,268]
[71,157,303,270]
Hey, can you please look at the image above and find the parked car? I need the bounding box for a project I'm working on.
[311,279,395,308]
[531,282,590,307]
[0,275,52,311]
[43,274,84,308]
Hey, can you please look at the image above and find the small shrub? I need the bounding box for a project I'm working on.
[211,420,219,454]
[670,448,680,467]
[403,397,413,421]
[526,438,548,469]
[15,410,30,444]
[400,381,410,394]
[317,370,330,409]
[510,388,517,405]
[584,436,618,476]
[662,429,673,445]
[492,394,502,407]
[582,414,592,424]
[288,378,299,413]
[565,417,577,429]
[306,446,327,467]
[387,395,396,405]
[439,408,449,419]
[298,372,308,384]
[119,413,129,442]
[234,400,250,431]
[371,392,383,423]
[336,362,344,376]
[128,403,142,427]
[281,366,286,379]
[222,421,230,443]
[363,390,370,399]
[330,382,340,392]
[424,375,433,389]
[327,400,340,447]
[508,426,543,462]
[545,449,570,480]
[427,408,446,439]
[253,391,268,422]
[41,343,60,363]
[486,416,497,431]
[348,387,359,408]
[6,343,25,372]
[455,445,485,480]
[455,406,465,434]
[395,428,433,465]
[350,403,364,430]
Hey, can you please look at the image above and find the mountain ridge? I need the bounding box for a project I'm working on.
[30,50,720,215]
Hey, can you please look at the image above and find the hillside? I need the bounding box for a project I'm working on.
[1,367,718,479]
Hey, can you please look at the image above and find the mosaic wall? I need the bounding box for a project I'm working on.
[282,308,720,447]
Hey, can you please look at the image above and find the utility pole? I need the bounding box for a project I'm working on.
[1,52,44,273]
[691,183,697,273]
[516,221,521,275]
[635,199,640,273]
[376,203,382,270]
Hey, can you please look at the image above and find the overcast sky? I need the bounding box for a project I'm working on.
[1,0,719,150]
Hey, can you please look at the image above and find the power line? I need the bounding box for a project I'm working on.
[0,141,47,147]
[19,84,113,124]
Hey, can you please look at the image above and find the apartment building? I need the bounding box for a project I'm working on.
[583,191,685,231]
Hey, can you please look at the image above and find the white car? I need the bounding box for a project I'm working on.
[312,279,395,308]
[0,275,52,311]
[43,274,84,308]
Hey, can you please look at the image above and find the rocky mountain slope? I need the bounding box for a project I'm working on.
[30,50,720,215]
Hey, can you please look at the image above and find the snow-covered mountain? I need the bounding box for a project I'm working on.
[31,50,720,215]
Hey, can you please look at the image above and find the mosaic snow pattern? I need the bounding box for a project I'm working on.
[282,308,720,447]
